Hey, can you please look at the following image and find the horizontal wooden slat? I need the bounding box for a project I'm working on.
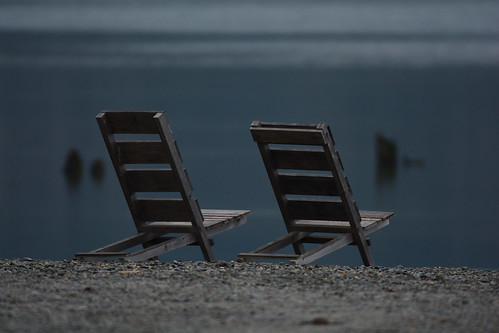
[289,220,352,233]
[251,127,325,145]
[286,198,348,221]
[360,210,395,221]
[278,173,339,196]
[252,121,320,130]
[136,198,192,222]
[125,169,182,192]
[363,219,390,235]
[117,141,171,164]
[289,212,392,233]
[202,209,251,235]
[138,209,250,234]
[139,222,195,233]
[201,209,251,217]
[100,111,163,134]
[270,148,330,171]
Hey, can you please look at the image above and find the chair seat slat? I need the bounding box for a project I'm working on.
[138,209,251,235]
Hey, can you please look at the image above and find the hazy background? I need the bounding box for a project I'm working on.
[1,0,498,268]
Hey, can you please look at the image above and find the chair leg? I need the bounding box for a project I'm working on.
[196,232,217,262]
[292,241,306,255]
[356,237,375,266]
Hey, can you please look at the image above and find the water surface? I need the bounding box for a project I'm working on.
[1,0,498,268]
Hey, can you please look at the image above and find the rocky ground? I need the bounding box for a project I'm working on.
[0,259,497,332]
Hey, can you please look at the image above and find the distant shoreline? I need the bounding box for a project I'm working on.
[1,259,497,332]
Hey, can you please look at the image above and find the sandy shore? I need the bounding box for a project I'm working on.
[1,259,497,332]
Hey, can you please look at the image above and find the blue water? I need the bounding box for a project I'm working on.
[1,0,498,268]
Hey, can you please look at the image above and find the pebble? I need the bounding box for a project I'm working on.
[0,259,498,332]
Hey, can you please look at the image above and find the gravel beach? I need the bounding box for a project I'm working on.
[1,259,497,332]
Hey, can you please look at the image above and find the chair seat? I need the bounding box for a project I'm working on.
[289,210,394,233]
[138,209,251,235]
[237,121,395,265]
[75,111,250,262]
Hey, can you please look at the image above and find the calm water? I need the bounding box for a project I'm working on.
[1,0,498,268]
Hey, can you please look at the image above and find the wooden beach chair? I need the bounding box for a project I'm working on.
[75,111,250,262]
[237,121,394,266]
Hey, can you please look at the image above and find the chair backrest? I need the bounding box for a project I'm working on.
[249,121,362,229]
[97,111,203,230]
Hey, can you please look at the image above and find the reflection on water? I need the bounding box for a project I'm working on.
[62,149,83,188]
[1,66,498,268]
[403,156,426,169]
[1,0,499,269]
[375,133,398,188]
[375,132,426,188]
[375,132,427,189]
[89,158,105,184]
[63,149,106,187]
